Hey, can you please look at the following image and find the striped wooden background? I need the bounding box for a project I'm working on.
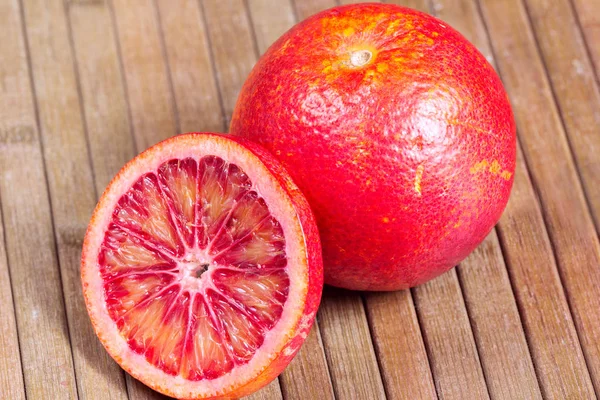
[1,0,599,399]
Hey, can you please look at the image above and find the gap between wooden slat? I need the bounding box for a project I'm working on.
[569,0,600,84]
[197,0,232,131]
[479,0,600,392]
[474,0,599,397]
[520,0,600,237]
[22,0,136,399]
[151,0,181,135]
[67,2,144,398]
[0,191,26,400]
[517,1,600,392]
[6,1,77,396]
[156,0,222,133]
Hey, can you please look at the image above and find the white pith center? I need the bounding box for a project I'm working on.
[177,250,214,291]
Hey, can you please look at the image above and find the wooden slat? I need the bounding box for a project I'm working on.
[318,288,386,399]
[292,0,336,21]
[523,0,600,388]
[457,232,542,400]
[339,0,377,4]
[155,0,222,133]
[571,0,600,80]
[385,0,430,13]
[365,291,437,399]
[0,0,78,398]
[479,0,600,395]
[23,0,130,399]
[278,321,334,400]
[526,0,600,223]
[201,0,258,128]
[413,270,489,400]
[245,381,284,400]
[437,0,595,397]
[430,1,543,398]
[0,205,25,400]
[497,150,596,399]
[69,2,136,193]
[246,0,296,55]
[524,0,600,232]
[110,0,177,150]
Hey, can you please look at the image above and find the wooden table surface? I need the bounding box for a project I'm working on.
[1,0,599,399]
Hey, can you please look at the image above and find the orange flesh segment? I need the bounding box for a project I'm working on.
[99,156,289,380]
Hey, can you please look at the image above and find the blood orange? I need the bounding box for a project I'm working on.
[81,133,322,399]
[231,3,516,290]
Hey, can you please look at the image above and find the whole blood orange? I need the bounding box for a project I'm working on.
[231,3,516,290]
[81,133,322,399]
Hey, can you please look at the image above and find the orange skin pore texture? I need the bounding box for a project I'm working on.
[82,133,323,399]
[231,3,516,290]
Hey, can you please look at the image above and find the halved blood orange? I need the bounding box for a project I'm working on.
[82,133,323,399]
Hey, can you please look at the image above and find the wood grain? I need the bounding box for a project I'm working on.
[278,321,335,400]
[479,0,600,395]
[69,1,136,193]
[571,0,600,80]
[413,270,490,400]
[0,0,78,398]
[246,0,296,55]
[318,288,386,399]
[0,202,25,400]
[524,0,600,231]
[386,0,431,13]
[201,0,258,128]
[110,0,177,150]
[365,290,437,400]
[524,0,600,388]
[496,149,596,399]
[437,0,596,397]
[22,0,130,399]
[245,380,284,400]
[457,232,542,400]
[339,0,379,5]
[156,0,223,133]
[3,1,600,399]
[292,0,336,20]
